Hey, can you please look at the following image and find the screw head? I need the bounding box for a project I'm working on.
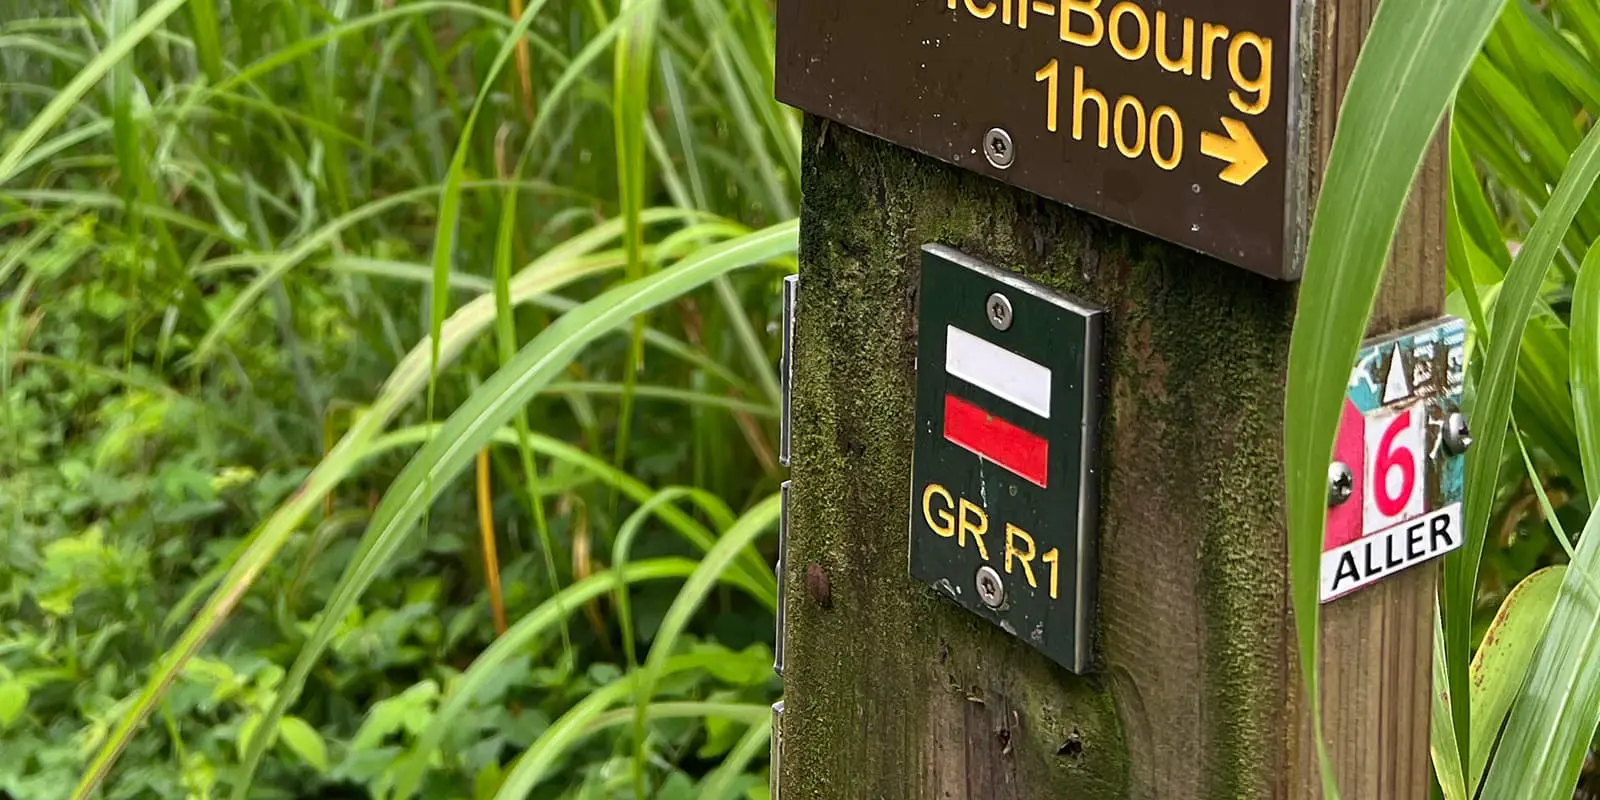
[986,292,1014,331]
[1328,462,1354,506]
[984,127,1015,170]
[1444,412,1473,455]
[976,565,1005,609]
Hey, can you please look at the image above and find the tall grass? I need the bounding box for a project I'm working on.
[13,0,1600,796]
[1,0,797,796]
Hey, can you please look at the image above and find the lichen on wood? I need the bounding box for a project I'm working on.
[780,116,1309,798]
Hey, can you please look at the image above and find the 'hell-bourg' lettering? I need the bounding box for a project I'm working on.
[949,0,1274,183]
[922,482,1061,599]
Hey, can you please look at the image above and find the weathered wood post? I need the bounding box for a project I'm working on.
[769,0,1457,796]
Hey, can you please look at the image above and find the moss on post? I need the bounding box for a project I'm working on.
[779,117,1304,798]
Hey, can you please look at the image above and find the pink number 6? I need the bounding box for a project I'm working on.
[1373,409,1416,516]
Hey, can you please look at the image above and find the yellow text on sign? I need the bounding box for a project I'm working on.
[921,482,1061,599]
[1034,60,1268,185]
[949,0,1274,185]
[949,0,1274,116]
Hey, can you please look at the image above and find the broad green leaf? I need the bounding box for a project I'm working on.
[0,682,28,730]
[1283,0,1509,791]
[697,717,774,800]
[278,716,329,774]
[1446,113,1600,763]
[1467,565,1566,794]
[237,713,263,762]
[1479,506,1600,797]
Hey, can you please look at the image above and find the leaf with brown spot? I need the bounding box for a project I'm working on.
[1467,565,1566,796]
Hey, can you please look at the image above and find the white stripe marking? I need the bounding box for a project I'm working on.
[945,325,1052,419]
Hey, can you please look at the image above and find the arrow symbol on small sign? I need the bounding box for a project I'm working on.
[1200,117,1268,187]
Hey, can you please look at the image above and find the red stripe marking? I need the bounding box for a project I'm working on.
[943,394,1049,488]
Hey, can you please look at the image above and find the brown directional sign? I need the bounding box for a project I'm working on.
[775,0,1310,280]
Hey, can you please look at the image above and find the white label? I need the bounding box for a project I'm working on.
[1320,503,1462,602]
[1363,405,1426,536]
[944,325,1053,419]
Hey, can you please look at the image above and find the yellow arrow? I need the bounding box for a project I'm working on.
[1199,117,1268,186]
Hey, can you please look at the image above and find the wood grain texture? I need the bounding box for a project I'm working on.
[778,0,1443,794]
[780,117,1293,798]
[1296,0,1447,793]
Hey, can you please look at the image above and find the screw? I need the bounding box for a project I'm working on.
[1444,412,1473,455]
[976,565,1005,608]
[984,127,1014,169]
[1328,462,1354,506]
[986,292,1014,331]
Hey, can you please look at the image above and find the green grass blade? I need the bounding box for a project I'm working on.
[318,252,756,392]
[366,426,770,594]
[68,216,733,800]
[489,172,570,669]
[611,0,665,477]
[423,0,556,444]
[586,702,770,731]
[542,381,776,416]
[5,188,243,244]
[192,179,580,364]
[205,2,512,100]
[1430,602,1468,800]
[609,488,737,671]
[488,657,714,799]
[233,223,795,793]
[1572,240,1600,500]
[185,0,223,82]
[392,559,767,798]
[630,493,780,791]
[1282,0,1508,792]
[0,0,188,186]
[1446,174,1492,341]
[1449,127,1510,273]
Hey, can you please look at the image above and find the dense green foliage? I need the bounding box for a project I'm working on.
[1,0,795,797]
[1285,0,1600,797]
[10,0,1600,796]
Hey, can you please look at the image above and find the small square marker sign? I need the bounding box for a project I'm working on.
[1321,317,1468,603]
[909,245,1104,674]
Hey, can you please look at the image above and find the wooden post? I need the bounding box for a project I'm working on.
[774,0,1443,796]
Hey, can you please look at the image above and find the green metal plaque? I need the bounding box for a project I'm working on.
[909,245,1104,673]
